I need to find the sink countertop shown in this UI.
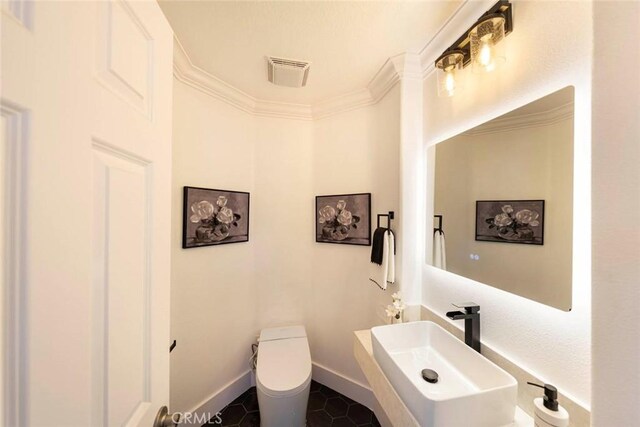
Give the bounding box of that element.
[353,329,534,427]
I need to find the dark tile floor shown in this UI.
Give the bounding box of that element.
[204,380,380,427]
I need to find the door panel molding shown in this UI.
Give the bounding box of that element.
[1,0,33,29]
[1,101,29,427]
[91,139,152,426]
[95,0,154,119]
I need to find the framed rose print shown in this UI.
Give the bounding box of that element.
[315,193,371,246]
[476,200,545,245]
[182,186,250,248]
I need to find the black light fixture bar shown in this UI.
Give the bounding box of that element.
[436,0,513,68]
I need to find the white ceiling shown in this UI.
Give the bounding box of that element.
[159,1,462,104]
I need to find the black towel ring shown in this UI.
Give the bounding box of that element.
[374,211,397,255]
[377,211,394,229]
[434,215,444,235]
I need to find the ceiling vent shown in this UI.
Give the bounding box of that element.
[267,56,310,88]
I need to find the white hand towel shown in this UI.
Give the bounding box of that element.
[386,230,395,284]
[433,231,447,270]
[369,230,395,289]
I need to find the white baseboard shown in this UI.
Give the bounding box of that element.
[181,363,377,426]
[311,362,375,410]
[183,370,253,426]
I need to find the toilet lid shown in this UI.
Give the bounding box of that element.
[259,325,306,342]
[257,337,311,397]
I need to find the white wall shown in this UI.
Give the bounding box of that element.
[171,80,258,412]
[591,2,640,424]
[252,116,314,330]
[309,85,401,387]
[422,1,592,408]
[171,78,397,412]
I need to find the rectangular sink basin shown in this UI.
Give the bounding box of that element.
[371,321,517,427]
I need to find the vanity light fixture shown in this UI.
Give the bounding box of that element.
[435,0,513,97]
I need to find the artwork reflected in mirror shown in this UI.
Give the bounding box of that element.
[476,200,545,245]
[431,86,574,311]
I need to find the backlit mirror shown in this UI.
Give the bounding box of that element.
[431,86,574,311]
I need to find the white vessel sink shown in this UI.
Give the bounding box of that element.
[371,321,517,427]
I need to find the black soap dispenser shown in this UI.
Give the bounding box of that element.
[527,382,569,427]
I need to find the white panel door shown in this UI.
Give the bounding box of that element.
[1,1,173,426]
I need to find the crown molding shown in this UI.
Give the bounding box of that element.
[390,53,423,81]
[173,37,255,115]
[171,0,490,120]
[368,58,400,102]
[253,99,313,120]
[463,102,575,136]
[313,54,426,120]
[312,89,374,120]
[173,38,313,120]
[173,36,413,121]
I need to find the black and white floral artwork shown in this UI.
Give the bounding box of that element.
[182,187,250,248]
[315,193,371,246]
[476,200,544,245]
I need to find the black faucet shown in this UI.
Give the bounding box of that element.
[446,302,481,353]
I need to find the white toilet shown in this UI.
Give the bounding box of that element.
[256,325,311,427]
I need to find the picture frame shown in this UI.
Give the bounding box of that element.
[475,199,545,245]
[182,186,250,248]
[315,193,371,246]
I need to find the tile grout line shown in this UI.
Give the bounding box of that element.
[208,380,380,427]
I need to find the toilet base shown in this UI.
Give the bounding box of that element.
[256,378,311,427]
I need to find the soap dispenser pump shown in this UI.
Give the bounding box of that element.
[527,382,569,427]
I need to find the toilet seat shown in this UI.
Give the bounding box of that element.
[256,326,312,398]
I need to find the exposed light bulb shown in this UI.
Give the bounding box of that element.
[479,41,494,72]
[435,51,463,98]
[444,71,456,96]
[479,42,491,65]
[469,15,506,74]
